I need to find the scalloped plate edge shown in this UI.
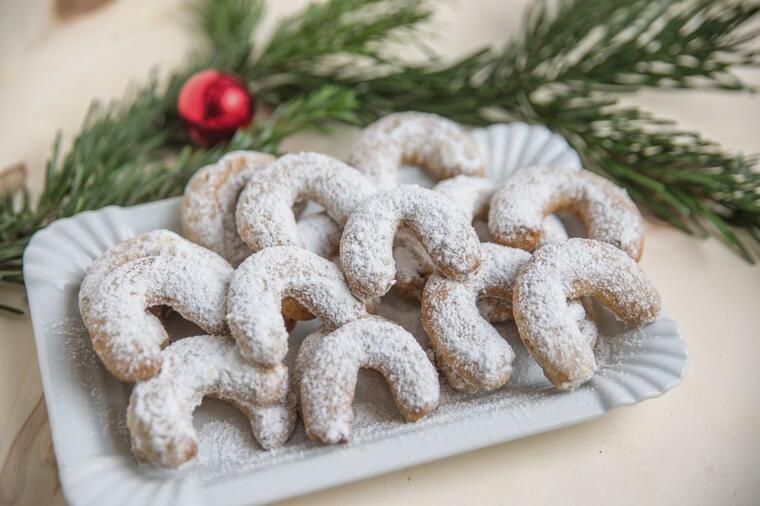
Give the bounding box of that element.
[24,197,686,506]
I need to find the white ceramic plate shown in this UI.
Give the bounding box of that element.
[24,125,686,506]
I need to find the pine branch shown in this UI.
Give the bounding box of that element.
[247,0,433,81]
[189,0,263,68]
[503,0,760,262]
[511,0,760,92]
[528,93,760,262]
[258,0,760,262]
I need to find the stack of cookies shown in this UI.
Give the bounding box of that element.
[78,111,661,468]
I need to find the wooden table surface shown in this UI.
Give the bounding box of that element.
[1,1,759,505]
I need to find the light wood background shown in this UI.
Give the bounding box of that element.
[1,1,760,505]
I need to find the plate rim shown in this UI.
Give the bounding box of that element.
[24,196,688,506]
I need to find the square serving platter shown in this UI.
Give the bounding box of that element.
[24,195,687,506]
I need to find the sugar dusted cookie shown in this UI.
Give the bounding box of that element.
[348,112,485,189]
[489,166,644,260]
[128,335,291,468]
[226,246,369,367]
[422,243,531,390]
[80,238,233,382]
[297,317,440,444]
[513,238,661,390]
[182,150,276,266]
[236,152,373,252]
[340,184,481,300]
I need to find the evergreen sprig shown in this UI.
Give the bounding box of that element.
[1,0,759,314]
[259,0,760,261]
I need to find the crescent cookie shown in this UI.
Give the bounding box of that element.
[513,238,661,390]
[182,150,340,267]
[235,152,374,252]
[227,246,369,367]
[297,317,440,444]
[348,111,485,189]
[393,175,569,298]
[127,335,291,468]
[340,184,482,300]
[78,229,224,312]
[421,243,531,390]
[182,150,276,265]
[80,247,233,382]
[489,165,645,260]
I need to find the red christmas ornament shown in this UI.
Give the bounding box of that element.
[177,69,254,146]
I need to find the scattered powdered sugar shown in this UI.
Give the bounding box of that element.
[340,184,481,299]
[513,238,662,390]
[63,283,659,481]
[226,246,368,367]
[489,165,644,259]
[235,152,374,252]
[47,316,134,461]
[196,420,259,470]
[296,211,342,259]
[181,151,276,266]
[348,112,485,189]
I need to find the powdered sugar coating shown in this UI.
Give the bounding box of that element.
[80,254,233,382]
[227,246,368,367]
[235,152,374,252]
[436,356,480,393]
[298,317,440,444]
[489,166,644,260]
[340,184,481,300]
[127,335,290,468]
[434,175,495,221]
[434,175,569,247]
[297,212,342,259]
[247,394,297,451]
[348,112,485,189]
[513,238,661,390]
[392,175,569,298]
[182,151,276,265]
[421,243,531,390]
[181,151,340,267]
[78,229,226,313]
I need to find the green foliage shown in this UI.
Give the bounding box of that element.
[248,0,433,79]
[1,0,759,314]
[260,0,760,262]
